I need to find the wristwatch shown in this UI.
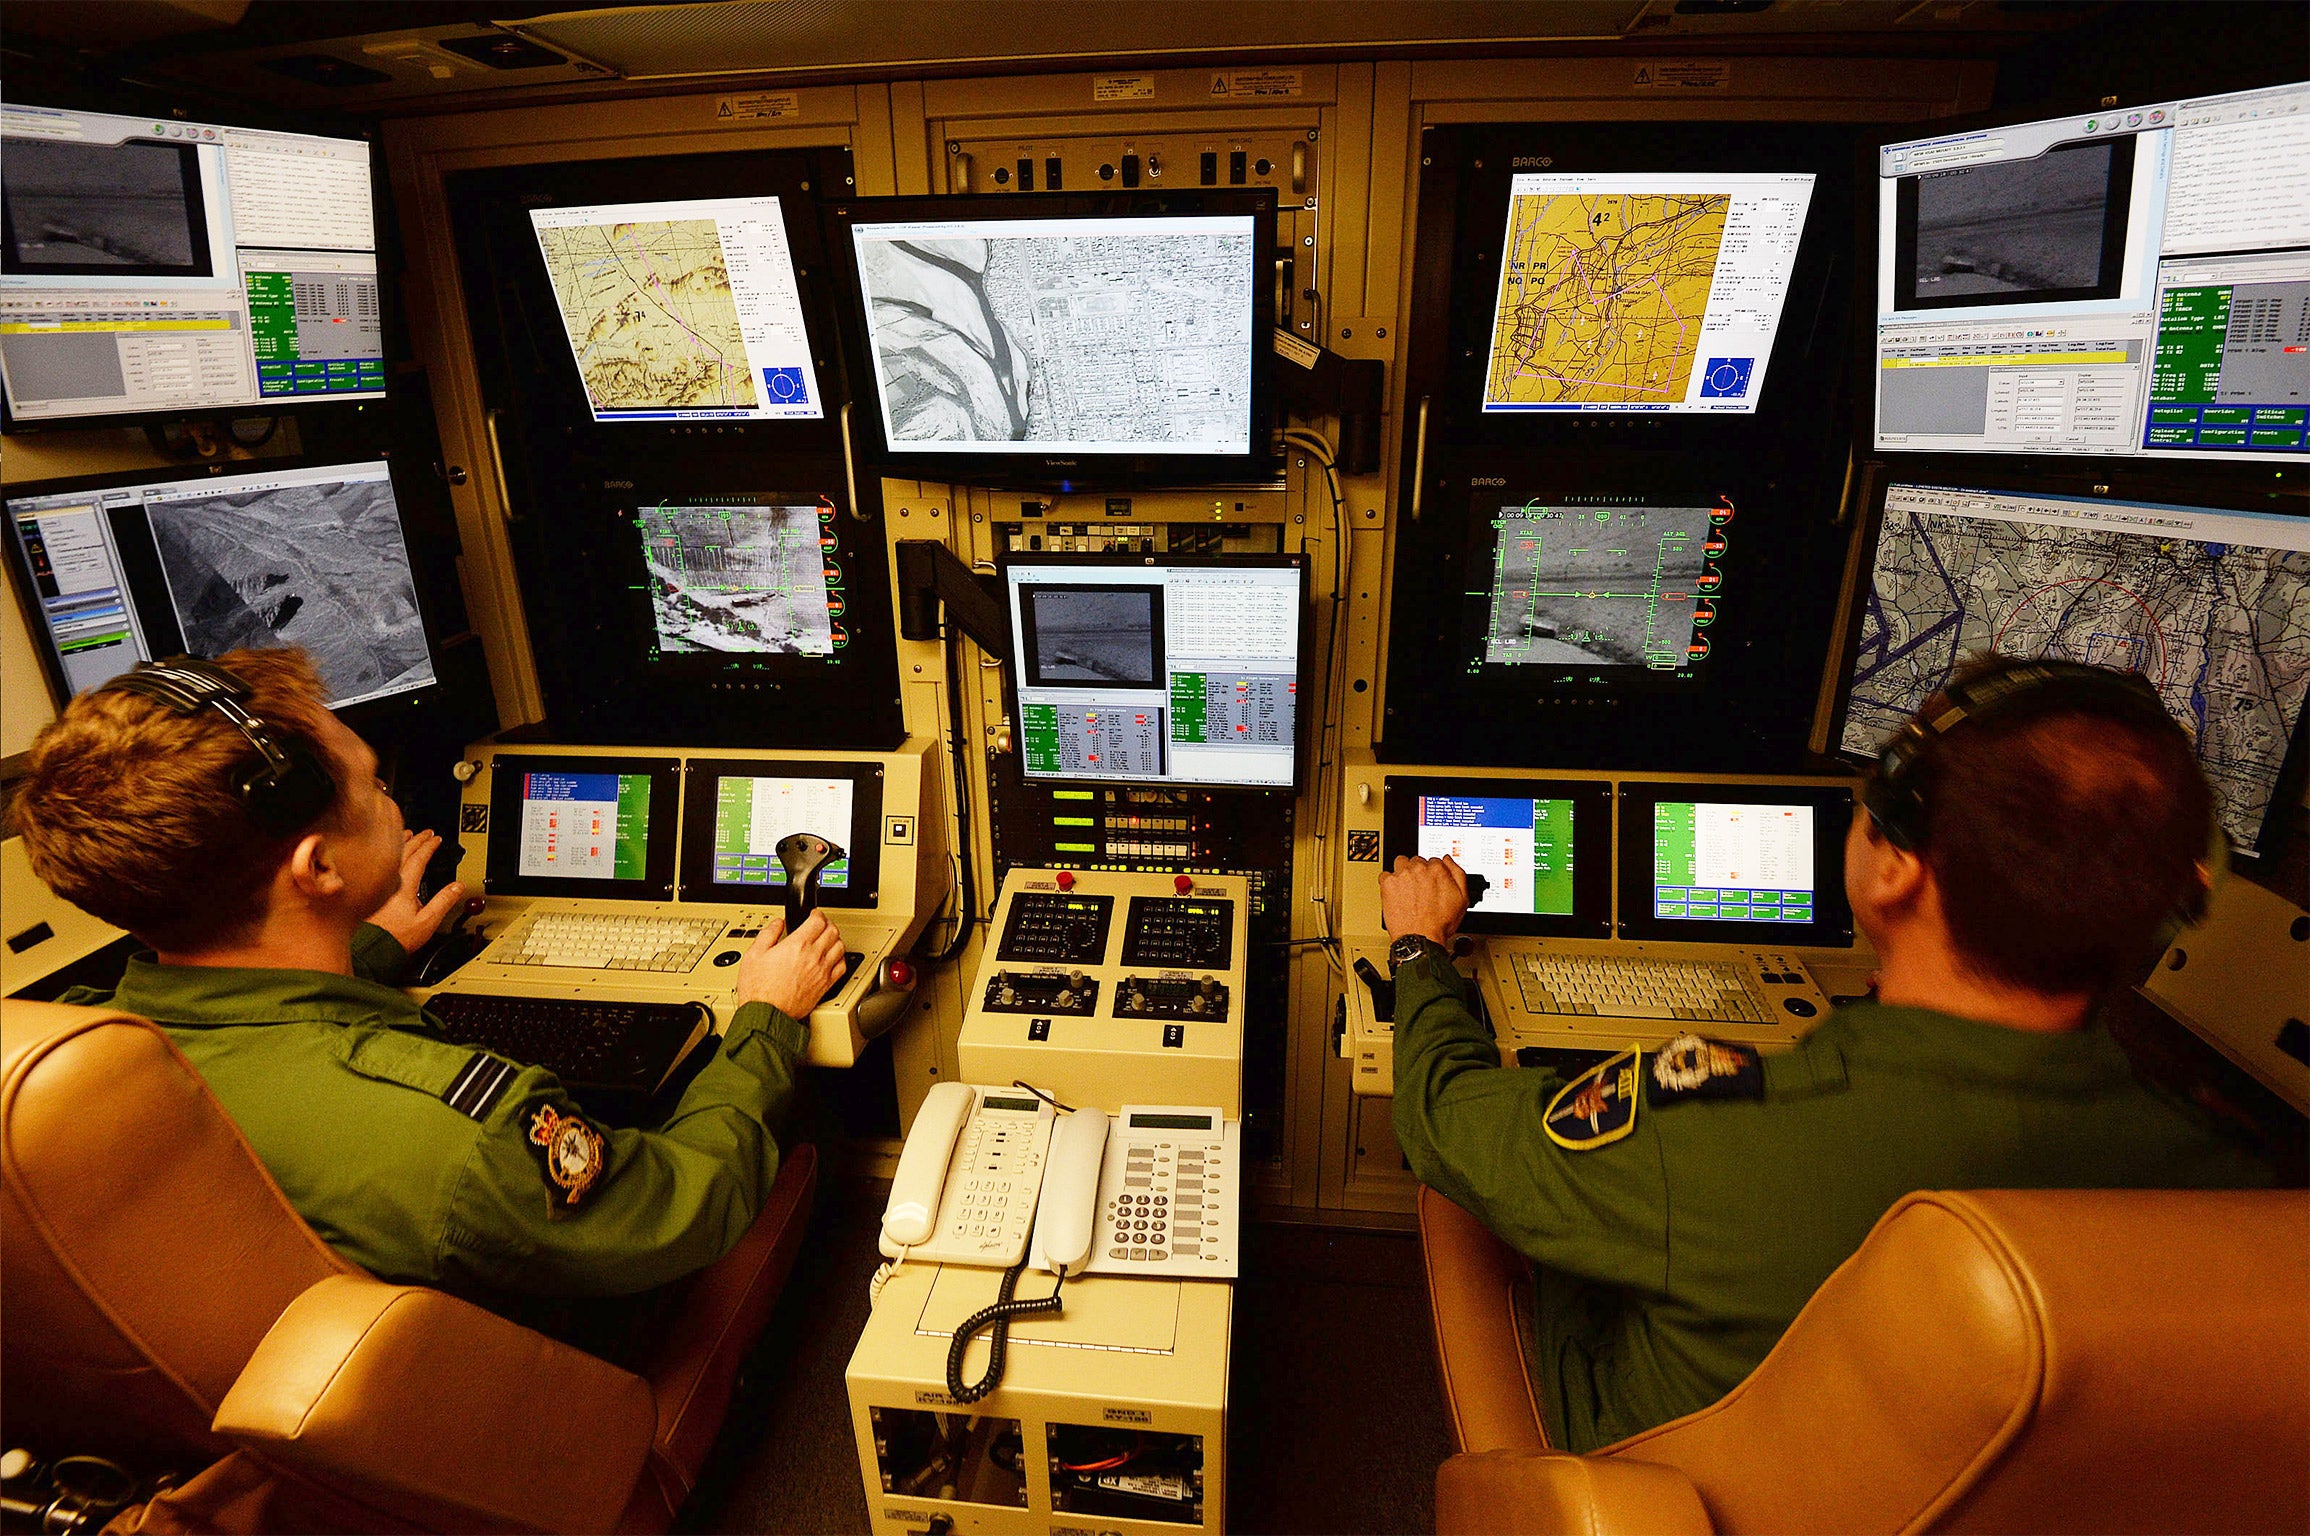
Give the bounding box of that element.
[1389,933,1449,974]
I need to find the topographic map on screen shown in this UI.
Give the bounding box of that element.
[1843,485,2310,846]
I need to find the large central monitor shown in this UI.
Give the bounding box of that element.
[1482,172,1816,416]
[528,196,824,424]
[1002,554,1306,790]
[1838,479,2310,851]
[826,192,1277,484]
[1871,81,2309,461]
[4,456,438,713]
[1,103,384,428]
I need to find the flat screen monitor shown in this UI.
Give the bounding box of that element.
[4,457,437,711]
[1,103,383,427]
[677,757,886,906]
[482,754,680,899]
[1481,172,1816,415]
[528,196,824,423]
[1615,781,1856,946]
[1380,776,1613,938]
[827,191,1276,483]
[1473,495,1733,679]
[1002,554,1306,790]
[1872,81,2310,460]
[633,496,839,657]
[1839,481,2310,850]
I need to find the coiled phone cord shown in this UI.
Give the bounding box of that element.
[945,1260,1065,1404]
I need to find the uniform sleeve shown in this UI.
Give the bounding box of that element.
[435,1000,810,1297]
[1389,953,1672,1291]
[350,923,409,985]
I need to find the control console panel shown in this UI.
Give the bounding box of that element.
[960,868,1250,1116]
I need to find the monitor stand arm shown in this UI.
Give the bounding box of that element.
[776,832,844,930]
[895,540,1014,661]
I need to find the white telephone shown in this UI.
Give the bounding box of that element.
[879,1082,1055,1267]
[879,1086,1240,1281]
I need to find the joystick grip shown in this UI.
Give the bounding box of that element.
[775,832,844,929]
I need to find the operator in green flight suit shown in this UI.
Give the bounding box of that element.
[16,648,849,1304]
[1383,657,2272,1453]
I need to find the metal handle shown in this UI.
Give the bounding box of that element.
[951,149,975,193]
[840,400,859,520]
[1291,140,1307,194]
[1274,252,1294,330]
[1409,396,1430,521]
[483,407,516,524]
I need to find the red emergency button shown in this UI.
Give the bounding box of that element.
[1056,870,1076,891]
[883,958,917,990]
[1175,873,1194,894]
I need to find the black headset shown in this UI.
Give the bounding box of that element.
[1859,659,2221,956]
[104,657,340,838]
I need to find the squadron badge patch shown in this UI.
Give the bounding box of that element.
[1543,1046,1642,1151]
[1647,1033,1764,1106]
[527,1103,607,1211]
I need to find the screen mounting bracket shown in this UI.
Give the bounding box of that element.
[897,539,1013,661]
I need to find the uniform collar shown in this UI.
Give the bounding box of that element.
[107,951,426,1032]
[1811,999,2137,1092]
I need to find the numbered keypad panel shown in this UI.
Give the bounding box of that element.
[939,1116,1040,1260]
[1103,1139,1225,1265]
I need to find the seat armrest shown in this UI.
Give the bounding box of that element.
[1437,1450,1714,1536]
[214,1273,655,1535]
[1419,1185,1549,1454]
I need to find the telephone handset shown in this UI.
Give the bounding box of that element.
[1031,1104,1239,1279]
[879,1082,1055,1267]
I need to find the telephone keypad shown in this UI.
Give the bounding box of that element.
[1102,1139,1220,1263]
[936,1111,1046,1261]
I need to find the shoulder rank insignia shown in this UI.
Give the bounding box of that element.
[443,1052,516,1122]
[527,1103,607,1211]
[1544,1046,1641,1151]
[1647,1033,1764,1106]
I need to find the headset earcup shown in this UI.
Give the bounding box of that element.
[236,746,339,838]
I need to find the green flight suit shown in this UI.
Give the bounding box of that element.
[62,924,807,1300]
[1389,952,2271,1453]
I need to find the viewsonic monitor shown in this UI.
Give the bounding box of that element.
[1,103,384,426]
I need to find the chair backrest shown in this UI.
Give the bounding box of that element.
[2,1000,352,1469]
[1602,1188,2310,1534]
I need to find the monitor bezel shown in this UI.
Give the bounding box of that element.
[0,103,390,434]
[1380,775,1615,939]
[821,190,1281,487]
[676,756,887,907]
[1,452,444,722]
[482,754,683,901]
[1615,780,1857,948]
[615,487,857,676]
[998,551,1312,793]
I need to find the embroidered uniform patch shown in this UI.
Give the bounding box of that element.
[527,1103,607,1210]
[1647,1033,1764,1106]
[1543,1046,1641,1150]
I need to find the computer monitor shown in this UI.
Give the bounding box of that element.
[1002,554,1306,790]
[1481,172,1817,416]
[1379,776,1613,938]
[633,497,839,657]
[1871,81,2309,460]
[3,457,438,712]
[1838,480,2310,851]
[483,754,681,899]
[1471,494,1733,679]
[677,758,886,907]
[528,196,824,423]
[1,104,384,427]
[1615,781,1856,946]
[825,191,1276,483]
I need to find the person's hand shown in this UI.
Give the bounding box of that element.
[367,829,467,954]
[1378,854,1468,947]
[737,909,849,1019]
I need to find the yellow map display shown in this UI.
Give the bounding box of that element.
[536,218,758,413]
[1485,194,1729,408]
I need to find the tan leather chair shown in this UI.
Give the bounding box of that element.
[2,1000,820,1534]
[1421,1182,2310,1535]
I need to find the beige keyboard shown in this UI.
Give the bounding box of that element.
[500,911,727,973]
[1509,952,1773,1023]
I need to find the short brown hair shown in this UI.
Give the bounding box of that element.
[1914,656,2213,995]
[13,649,350,951]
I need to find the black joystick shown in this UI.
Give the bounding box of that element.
[776,832,844,930]
[1465,872,1491,906]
